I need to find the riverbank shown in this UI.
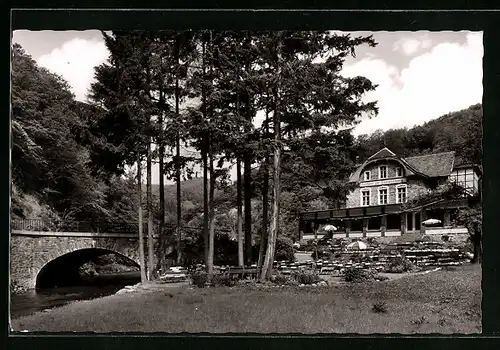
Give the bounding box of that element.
[11,264,480,333]
[10,271,142,318]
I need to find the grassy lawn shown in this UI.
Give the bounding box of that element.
[11,264,481,334]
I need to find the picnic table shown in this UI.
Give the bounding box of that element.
[224,266,259,279]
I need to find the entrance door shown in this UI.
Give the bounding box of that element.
[407,213,413,232]
[415,212,421,231]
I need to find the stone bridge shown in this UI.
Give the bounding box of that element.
[10,224,159,290]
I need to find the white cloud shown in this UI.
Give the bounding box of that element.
[393,34,433,56]
[31,31,483,184]
[346,32,483,136]
[37,38,109,102]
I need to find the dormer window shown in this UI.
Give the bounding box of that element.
[363,171,371,181]
[379,166,387,179]
[396,167,403,177]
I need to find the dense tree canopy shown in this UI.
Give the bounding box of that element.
[11,44,108,221]
[354,104,482,165]
[11,33,483,276]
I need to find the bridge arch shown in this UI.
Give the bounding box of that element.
[10,231,148,290]
[35,248,140,290]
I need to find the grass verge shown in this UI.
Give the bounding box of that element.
[11,264,481,334]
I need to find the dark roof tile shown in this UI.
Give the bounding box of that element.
[403,151,455,177]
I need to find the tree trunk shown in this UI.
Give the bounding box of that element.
[158,124,165,226]
[207,139,216,276]
[257,109,270,274]
[137,157,147,283]
[243,37,254,266]
[202,143,209,270]
[236,158,244,267]
[146,140,154,280]
[261,127,281,281]
[175,42,182,266]
[206,30,216,277]
[471,232,482,264]
[201,38,209,270]
[158,112,166,273]
[157,58,166,273]
[244,151,252,266]
[260,38,282,281]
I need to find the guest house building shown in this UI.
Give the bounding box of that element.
[298,148,481,240]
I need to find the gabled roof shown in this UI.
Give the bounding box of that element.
[404,151,455,177]
[349,148,459,183]
[368,147,396,160]
[349,148,426,183]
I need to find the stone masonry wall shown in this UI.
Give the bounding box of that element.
[347,178,429,208]
[347,160,408,208]
[346,187,361,208]
[10,233,159,290]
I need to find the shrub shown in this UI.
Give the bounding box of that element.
[182,235,239,267]
[384,255,415,273]
[183,234,295,268]
[79,262,98,277]
[293,270,323,285]
[275,236,295,262]
[190,271,208,288]
[213,235,239,266]
[311,246,334,260]
[270,273,298,286]
[317,235,332,246]
[296,240,315,251]
[211,273,237,287]
[344,267,376,283]
[372,301,388,313]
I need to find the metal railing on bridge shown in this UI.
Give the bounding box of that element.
[10,218,140,234]
[10,219,215,236]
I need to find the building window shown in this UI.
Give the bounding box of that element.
[396,167,403,177]
[378,187,388,205]
[449,168,477,195]
[379,166,387,179]
[363,171,371,181]
[361,189,370,206]
[396,185,407,203]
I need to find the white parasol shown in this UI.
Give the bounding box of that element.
[323,224,337,232]
[347,240,368,250]
[422,218,442,226]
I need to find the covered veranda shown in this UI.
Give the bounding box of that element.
[297,199,469,240]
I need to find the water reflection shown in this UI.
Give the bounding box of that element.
[10,271,141,319]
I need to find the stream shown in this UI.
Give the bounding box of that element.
[10,271,141,319]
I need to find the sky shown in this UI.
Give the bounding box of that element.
[12,30,483,184]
